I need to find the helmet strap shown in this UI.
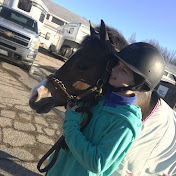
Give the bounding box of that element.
[112,79,146,93]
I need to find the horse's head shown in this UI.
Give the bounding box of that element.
[29,20,128,113]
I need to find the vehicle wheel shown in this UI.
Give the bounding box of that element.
[24,64,32,71]
[45,32,51,40]
[48,46,52,54]
[60,45,73,58]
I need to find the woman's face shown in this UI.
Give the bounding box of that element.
[109,61,135,88]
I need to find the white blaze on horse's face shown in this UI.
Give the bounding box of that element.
[30,79,52,102]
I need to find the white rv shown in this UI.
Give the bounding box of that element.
[2,0,50,40]
[49,23,90,59]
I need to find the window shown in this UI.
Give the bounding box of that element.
[68,28,74,34]
[18,0,32,12]
[39,13,45,23]
[0,6,37,33]
[168,73,175,80]
[51,17,64,26]
[57,28,64,35]
[2,0,9,5]
[46,14,50,20]
[163,71,168,76]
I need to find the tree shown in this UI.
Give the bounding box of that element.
[144,39,176,66]
[128,34,176,66]
[128,33,136,44]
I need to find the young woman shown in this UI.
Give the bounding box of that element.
[46,42,165,176]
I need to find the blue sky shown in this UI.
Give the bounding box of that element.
[52,0,176,52]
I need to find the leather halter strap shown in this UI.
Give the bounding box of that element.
[47,72,109,104]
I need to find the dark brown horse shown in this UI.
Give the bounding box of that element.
[29,20,129,114]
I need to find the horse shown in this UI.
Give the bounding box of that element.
[29,20,176,175]
[29,20,129,114]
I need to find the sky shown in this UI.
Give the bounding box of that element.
[52,0,176,52]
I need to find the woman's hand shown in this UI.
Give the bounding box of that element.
[66,104,79,111]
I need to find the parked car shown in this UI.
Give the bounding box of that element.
[0,5,40,70]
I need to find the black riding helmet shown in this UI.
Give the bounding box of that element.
[112,42,165,92]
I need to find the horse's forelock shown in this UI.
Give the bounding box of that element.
[81,35,100,47]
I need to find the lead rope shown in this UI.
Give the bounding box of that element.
[37,107,92,173]
[37,57,111,173]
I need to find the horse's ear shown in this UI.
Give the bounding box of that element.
[100,19,110,42]
[89,20,97,36]
[100,20,113,57]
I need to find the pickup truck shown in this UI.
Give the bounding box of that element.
[0,5,40,70]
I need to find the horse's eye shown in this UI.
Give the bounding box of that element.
[77,64,88,71]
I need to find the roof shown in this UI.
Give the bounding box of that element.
[42,0,96,27]
[165,62,176,76]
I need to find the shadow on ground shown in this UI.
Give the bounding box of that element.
[38,47,66,62]
[0,151,42,176]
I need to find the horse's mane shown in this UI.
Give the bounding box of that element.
[135,90,160,120]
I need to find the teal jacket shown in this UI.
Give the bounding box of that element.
[46,96,142,176]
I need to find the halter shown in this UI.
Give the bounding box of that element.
[47,67,110,105]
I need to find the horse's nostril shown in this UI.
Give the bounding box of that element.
[30,91,38,103]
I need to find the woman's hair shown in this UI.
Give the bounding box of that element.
[133,72,143,86]
[132,72,148,91]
